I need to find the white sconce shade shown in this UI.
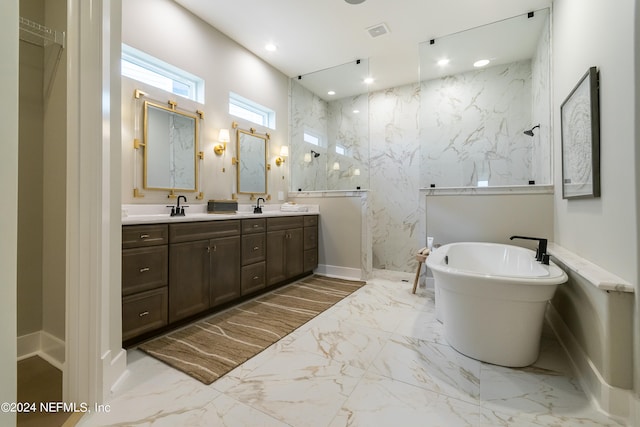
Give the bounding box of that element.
[353,168,361,176]
[304,153,312,163]
[333,162,340,171]
[275,145,289,167]
[218,128,230,143]
[214,128,230,156]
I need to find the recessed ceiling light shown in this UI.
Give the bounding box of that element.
[344,0,366,4]
[473,59,490,67]
[265,43,277,52]
[437,58,450,66]
[364,77,374,84]
[328,90,336,96]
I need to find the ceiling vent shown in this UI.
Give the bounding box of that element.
[367,23,390,38]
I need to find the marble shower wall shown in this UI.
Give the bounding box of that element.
[291,58,550,273]
[326,95,369,190]
[290,81,328,191]
[369,84,422,271]
[420,60,534,187]
[290,81,369,191]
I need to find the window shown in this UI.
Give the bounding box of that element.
[121,44,205,103]
[229,92,276,129]
[304,132,320,146]
[335,144,346,156]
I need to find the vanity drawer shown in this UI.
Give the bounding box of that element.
[241,262,266,295]
[267,216,304,231]
[169,220,241,243]
[242,233,266,266]
[242,218,266,234]
[122,224,168,248]
[304,215,318,227]
[122,246,168,296]
[122,286,168,342]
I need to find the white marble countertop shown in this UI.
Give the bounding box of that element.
[121,203,319,225]
[547,243,634,293]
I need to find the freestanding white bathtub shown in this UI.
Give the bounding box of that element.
[426,242,568,367]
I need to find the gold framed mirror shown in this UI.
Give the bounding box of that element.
[236,127,268,195]
[143,100,199,192]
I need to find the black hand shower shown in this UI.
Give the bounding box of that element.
[524,124,540,136]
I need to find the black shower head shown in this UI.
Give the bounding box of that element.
[524,124,540,136]
[311,150,320,158]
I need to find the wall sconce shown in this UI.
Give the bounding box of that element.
[275,146,289,166]
[304,153,312,163]
[332,162,340,171]
[353,168,361,176]
[214,128,230,155]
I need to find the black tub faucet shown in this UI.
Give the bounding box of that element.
[254,197,266,214]
[509,235,548,264]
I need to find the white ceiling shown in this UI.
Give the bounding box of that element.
[174,0,551,96]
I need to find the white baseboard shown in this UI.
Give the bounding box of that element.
[546,304,631,424]
[17,330,65,371]
[316,264,363,281]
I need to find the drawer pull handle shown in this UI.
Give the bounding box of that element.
[140,234,150,239]
[253,224,259,228]
[139,311,150,317]
[139,267,150,273]
[253,246,259,251]
[253,276,259,280]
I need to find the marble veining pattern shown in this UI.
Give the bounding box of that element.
[420,60,533,188]
[78,271,621,427]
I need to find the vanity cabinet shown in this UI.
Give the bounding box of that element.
[121,224,169,341]
[168,239,210,323]
[210,235,241,307]
[168,221,241,323]
[122,214,318,344]
[266,217,304,286]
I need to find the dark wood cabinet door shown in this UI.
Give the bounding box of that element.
[210,235,241,307]
[266,229,286,286]
[169,240,210,323]
[286,227,304,278]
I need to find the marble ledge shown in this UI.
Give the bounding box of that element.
[421,185,554,196]
[121,203,319,225]
[289,190,369,198]
[547,243,635,293]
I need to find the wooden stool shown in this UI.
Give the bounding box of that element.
[412,254,428,294]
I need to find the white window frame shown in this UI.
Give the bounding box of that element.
[304,132,320,146]
[121,44,205,103]
[229,92,276,130]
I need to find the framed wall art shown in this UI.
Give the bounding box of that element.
[560,66,600,199]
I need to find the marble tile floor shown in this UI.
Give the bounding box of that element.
[78,270,621,427]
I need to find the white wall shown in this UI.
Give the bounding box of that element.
[121,0,289,205]
[553,0,637,286]
[426,192,554,247]
[552,0,639,416]
[0,1,19,425]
